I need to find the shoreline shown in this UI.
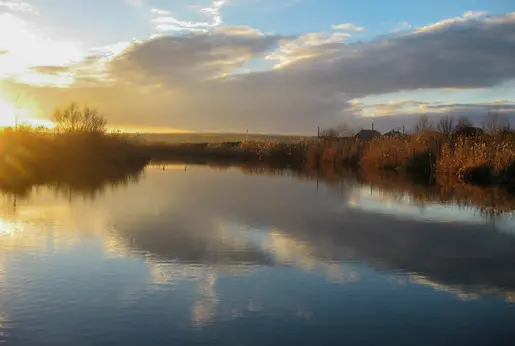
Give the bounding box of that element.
[142,132,515,186]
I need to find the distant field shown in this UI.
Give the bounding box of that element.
[131,132,311,144]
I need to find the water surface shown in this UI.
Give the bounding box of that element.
[1,164,515,345]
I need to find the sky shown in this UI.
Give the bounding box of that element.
[0,0,515,133]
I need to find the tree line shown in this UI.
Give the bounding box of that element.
[320,111,512,138]
[414,111,511,137]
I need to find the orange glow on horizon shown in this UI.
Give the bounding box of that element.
[0,95,191,133]
[107,125,193,134]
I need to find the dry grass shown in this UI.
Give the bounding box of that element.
[438,137,515,183]
[145,139,312,167]
[0,129,149,189]
[116,130,515,186]
[360,132,445,174]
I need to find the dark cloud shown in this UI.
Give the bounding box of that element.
[283,14,515,95]
[426,101,515,111]
[110,30,285,86]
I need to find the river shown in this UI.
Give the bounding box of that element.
[1,163,515,345]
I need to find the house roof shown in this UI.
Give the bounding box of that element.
[355,129,381,139]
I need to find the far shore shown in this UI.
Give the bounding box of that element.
[141,128,515,186]
[2,102,515,189]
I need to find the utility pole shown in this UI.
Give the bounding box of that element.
[14,94,21,130]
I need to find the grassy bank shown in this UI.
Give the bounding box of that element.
[3,102,514,187]
[0,129,149,190]
[144,140,310,167]
[360,132,515,184]
[144,131,515,185]
[0,103,150,189]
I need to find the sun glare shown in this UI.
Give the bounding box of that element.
[0,97,15,127]
[0,96,54,129]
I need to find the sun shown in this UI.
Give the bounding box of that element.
[0,97,16,127]
[0,96,54,129]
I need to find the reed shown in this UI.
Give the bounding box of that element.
[145,131,515,185]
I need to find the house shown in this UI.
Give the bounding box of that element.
[355,129,381,141]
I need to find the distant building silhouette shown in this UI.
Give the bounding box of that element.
[355,129,381,140]
[383,130,403,137]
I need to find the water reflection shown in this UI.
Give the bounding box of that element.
[1,163,515,345]
[0,164,143,200]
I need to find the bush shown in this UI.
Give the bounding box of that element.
[52,103,107,134]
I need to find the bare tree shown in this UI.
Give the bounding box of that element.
[437,115,454,135]
[413,114,433,133]
[320,128,339,138]
[320,123,356,138]
[52,103,107,134]
[334,123,356,137]
[482,110,510,137]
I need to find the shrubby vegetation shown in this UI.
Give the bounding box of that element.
[147,111,515,185]
[52,103,107,133]
[2,102,514,187]
[0,102,148,189]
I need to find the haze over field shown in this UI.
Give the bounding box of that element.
[1,0,515,133]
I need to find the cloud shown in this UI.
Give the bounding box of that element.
[0,0,35,13]
[4,12,515,133]
[359,100,431,116]
[30,65,72,75]
[125,0,143,8]
[200,0,229,26]
[152,16,211,33]
[266,32,349,67]
[0,13,84,82]
[285,12,515,96]
[332,22,366,32]
[415,10,488,33]
[109,29,283,86]
[463,11,488,18]
[151,1,230,33]
[150,8,170,16]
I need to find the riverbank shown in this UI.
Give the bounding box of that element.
[0,130,149,193]
[143,131,515,185]
[2,126,514,189]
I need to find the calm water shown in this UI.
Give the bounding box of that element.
[1,164,515,346]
